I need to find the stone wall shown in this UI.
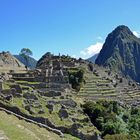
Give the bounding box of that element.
[13,77,35,82]
[0,102,99,140]
[0,81,3,91]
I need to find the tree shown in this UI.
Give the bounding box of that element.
[68,69,84,91]
[20,48,33,69]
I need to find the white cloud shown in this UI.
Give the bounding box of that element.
[133,31,140,38]
[80,42,103,59]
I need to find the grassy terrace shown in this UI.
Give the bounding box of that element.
[11,96,73,126]
[113,89,140,105]
[0,111,79,140]
[0,78,97,138]
[78,72,117,100]
[1,78,98,136]
[0,95,98,139]
[38,98,75,126]
[16,81,40,84]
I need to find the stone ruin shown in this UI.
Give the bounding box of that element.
[35,56,70,95]
[0,53,82,106]
[9,53,72,92]
[58,105,69,120]
[46,102,54,114]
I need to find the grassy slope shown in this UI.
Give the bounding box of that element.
[0,111,79,140]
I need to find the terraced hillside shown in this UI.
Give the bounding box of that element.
[0,72,100,139]
[1,54,140,139]
[78,72,117,100]
[78,64,140,106]
[118,88,140,106]
[0,54,103,140]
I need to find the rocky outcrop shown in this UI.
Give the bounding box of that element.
[0,51,25,71]
[96,25,140,82]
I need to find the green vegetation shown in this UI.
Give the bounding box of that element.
[0,111,79,140]
[0,79,97,138]
[3,82,10,89]
[19,48,33,68]
[104,134,132,140]
[68,68,85,91]
[20,48,33,58]
[16,81,40,84]
[83,100,140,139]
[2,48,140,139]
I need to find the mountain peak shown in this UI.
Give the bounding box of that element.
[114,25,131,32]
[95,25,140,82]
[108,25,134,41]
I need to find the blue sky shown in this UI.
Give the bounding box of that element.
[0,0,140,60]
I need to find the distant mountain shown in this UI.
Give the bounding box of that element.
[0,51,25,71]
[87,53,98,63]
[95,25,140,82]
[14,55,37,69]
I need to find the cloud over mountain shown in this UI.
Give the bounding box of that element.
[133,31,140,38]
[80,42,103,59]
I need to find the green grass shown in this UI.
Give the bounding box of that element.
[64,134,80,140]
[16,81,40,84]
[0,111,79,140]
[11,96,74,127]
[0,68,101,139]
[3,83,10,89]
[20,85,33,91]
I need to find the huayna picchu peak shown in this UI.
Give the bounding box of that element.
[95,25,140,82]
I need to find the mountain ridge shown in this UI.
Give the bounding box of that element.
[0,51,26,71]
[14,55,37,69]
[95,25,140,82]
[87,53,98,63]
